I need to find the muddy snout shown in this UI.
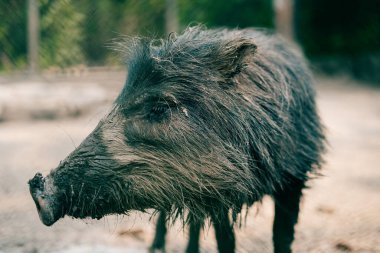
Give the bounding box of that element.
[28,173,63,226]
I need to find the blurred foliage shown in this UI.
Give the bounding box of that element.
[0,0,379,78]
[0,0,27,70]
[80,0,166,65]
[179,0,274,29]
[81,0,273,65]
[0,0,274,70]
[295,0,380,82]
[39,0,84,68]
[296,0,380,56]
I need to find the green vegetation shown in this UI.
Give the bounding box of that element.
[39,0,84,68]
[296,0,380,56]
[179,0,274,29]
[0,0,275,70]
[0,0,27,70]
[0,0,379,74]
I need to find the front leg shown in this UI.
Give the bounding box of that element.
[150,211,167,253]
[185,219,202,253]
[211,208,235,253]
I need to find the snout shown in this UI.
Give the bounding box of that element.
[28,173,63,226]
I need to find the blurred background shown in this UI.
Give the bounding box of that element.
[0,1,379,253]
[1,0,379,81]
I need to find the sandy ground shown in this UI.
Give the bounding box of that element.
[0,73,379,253]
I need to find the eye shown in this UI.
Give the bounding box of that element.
[149,102,170,122]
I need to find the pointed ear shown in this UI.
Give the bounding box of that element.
[214,38,257,79]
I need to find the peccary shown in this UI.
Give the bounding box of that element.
[29,26,325,253]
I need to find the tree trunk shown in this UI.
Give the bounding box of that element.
[165,0,179,35]
[274,0,294,40]
[27,0,39,74]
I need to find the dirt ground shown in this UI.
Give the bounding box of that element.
[0,72,379,253]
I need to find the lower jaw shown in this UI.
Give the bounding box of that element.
[66,209,102,220]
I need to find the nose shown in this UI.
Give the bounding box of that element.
[28,173,62,226]
[29,172,44,192]
[29,173,47,215]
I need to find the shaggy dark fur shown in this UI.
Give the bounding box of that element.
[29,26,325,253]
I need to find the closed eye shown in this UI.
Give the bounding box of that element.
[149,99,176,122]
[150,102,169,116]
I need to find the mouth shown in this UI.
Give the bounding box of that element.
[28,173,64,226]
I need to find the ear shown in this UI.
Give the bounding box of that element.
[215,38,257,79]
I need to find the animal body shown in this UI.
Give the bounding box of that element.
[29,26,325,253]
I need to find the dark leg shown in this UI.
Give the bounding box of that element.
[185,220,202,253]
[150,211,167,252]
[272,179,305,253]
[211,208,235,253]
